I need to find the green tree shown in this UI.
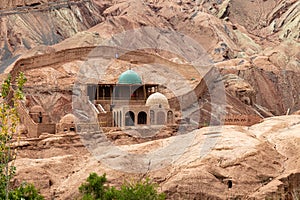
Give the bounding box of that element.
[79,173,109,200]
[0,72,43,200]
[79,173,166,200]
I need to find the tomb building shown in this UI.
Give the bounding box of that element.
[87,69,175,127]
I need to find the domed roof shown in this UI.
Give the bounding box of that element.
[118,69,142,84]
[146,92,169,109]
[60,114,77,124]
[29,105,45,113]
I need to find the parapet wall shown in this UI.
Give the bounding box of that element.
[10,45,199,84]
[37,124,56,135]
[11,46,95,81]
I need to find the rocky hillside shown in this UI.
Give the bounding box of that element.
[1,0,296,125]
[13,115,300,199]
[1,0,299,199]
[0,0,108,70]
[1,0,298,68]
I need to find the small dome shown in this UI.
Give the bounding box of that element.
[29,105,44,113]
[146,92,169,109]
[60,114,77,124]
[118,70,142,84]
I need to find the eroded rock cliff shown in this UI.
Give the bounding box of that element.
[13,115,300,199]
[1,0,299,199]
[0,0,106,69]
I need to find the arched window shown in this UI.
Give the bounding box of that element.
[150,110,155,125]
[157,111,165,125]
[38,112,43,123]
[125,111,135,126]
[138,111,147,124]
[167,110,173,124]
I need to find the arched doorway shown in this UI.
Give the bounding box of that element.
[157,111,165,125]
[125,111,135,126]
[150,110,155,125]
[138,111,147,124]
[38,112,43,123]
[167,110,173,124]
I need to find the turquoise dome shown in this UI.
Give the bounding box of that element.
[118,70,142,84]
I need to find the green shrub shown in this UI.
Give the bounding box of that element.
[8,182,44,200]
[79,173,109,200]
[79,173,165,200]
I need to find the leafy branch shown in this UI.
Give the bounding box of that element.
[0,72,43,199]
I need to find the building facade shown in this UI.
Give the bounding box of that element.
[17,69,175,137]
[87,69,175,128]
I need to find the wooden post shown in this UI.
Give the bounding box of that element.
[102,86,105,100]
[109,85,113,103]
[143,85,146,100]
[129,85,132,101]
[96,85,99,100]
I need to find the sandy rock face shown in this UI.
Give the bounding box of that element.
[222,74,255,105]
[1,0,298,69]
[12,115,300,199]
[0,0,105,69]
[1,0,299,199]
[220,64,300,116]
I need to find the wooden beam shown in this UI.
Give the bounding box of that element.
[143,84,146,100]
